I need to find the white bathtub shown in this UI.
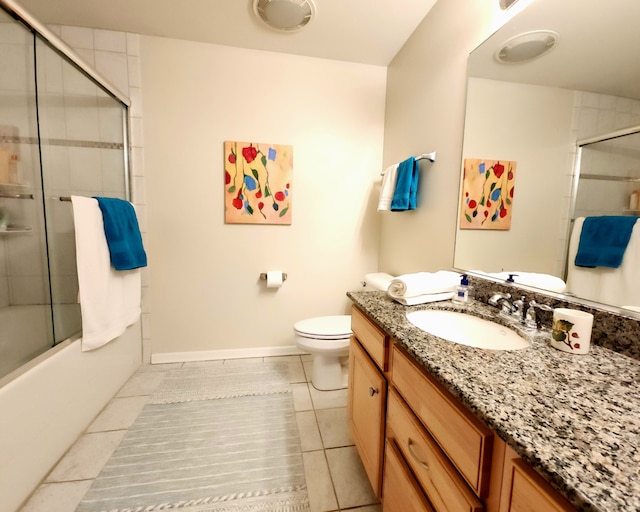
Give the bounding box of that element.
[0,304,81,378]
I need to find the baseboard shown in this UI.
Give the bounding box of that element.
[151,345,308,364]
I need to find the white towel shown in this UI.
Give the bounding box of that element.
[72,195,142,351]
[392,291,455,306]
[377,163,399,211]
[388,271,460,299]
[566,217,640,307]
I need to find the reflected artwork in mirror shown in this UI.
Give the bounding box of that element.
[455,0,640,314]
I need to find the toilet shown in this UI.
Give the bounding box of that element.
[294,273,395,391]
[294,315,352,390]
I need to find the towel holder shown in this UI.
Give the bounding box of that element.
[381,151,436,175]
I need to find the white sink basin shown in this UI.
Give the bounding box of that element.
[406,309,531,351]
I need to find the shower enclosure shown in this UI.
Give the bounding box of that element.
[0,2,130,379]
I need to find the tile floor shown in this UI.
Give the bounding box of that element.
[19,355,381,512]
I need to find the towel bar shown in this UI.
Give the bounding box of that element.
[381,151,436,175]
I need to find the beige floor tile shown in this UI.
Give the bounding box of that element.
[301,354,313,362]
[308,385,348,410]
[316,407,352,448]
[265,355,302,364]
[20,481,93,512]
[325,446,378,509]
[296,411,324,452]
[181,360,224,368]
[138,362,183,371]
[87,395,149,432]
[303,361,313,382]
[45,430,126,482]
[348,505,382,512]
[116,370,167,397]
[302,450,338,512]
[292,382,313,411]
[223,357,264,365]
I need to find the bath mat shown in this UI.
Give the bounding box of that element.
[150,363,293,404]
[76,363,310,512]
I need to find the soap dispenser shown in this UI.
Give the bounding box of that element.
[453,274,473,304]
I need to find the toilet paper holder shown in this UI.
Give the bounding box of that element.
[260,272,288,282]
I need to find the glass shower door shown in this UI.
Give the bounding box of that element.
[35,35,129,344]
[0,10,53,377]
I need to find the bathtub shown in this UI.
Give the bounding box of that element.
[0,303,81,378]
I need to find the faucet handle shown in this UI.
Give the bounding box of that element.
[525,300,553,330]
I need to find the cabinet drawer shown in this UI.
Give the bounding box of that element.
[383,440,435,512]
[351,305,389,371]
[505,458,575,512]
[387,390,483,512]
[391,346,493,497]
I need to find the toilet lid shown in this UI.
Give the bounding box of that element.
[294,315,352,339]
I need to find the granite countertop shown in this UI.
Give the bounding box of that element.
[347,291,640,512]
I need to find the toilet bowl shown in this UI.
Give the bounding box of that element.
[294,273,395,391]
[294,315,352,391]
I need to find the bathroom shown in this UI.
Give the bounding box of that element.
[1,0,639,511]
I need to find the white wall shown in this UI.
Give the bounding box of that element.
[379,0,528,275]
[140,37,386,360]
[454,78,575,276]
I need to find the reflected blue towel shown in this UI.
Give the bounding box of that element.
[94,197,147,271]
[575,216,638,268]
[391,157,419,211]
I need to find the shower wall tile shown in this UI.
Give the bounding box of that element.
[128,86,143,118]
[127,56,141,88]
[95,50,129,94]
[9,276,48,304]
[94,29,127,53]
[64,102,101,141]
[59,26,94,50]
[68,147,103,191]
[126,33,140,57]
[130,116,144,147]
[130,146,144,177]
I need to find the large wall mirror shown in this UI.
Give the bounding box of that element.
[454,0,640,313]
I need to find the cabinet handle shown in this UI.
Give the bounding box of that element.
[369,387,378,396]
[407,438,430,471]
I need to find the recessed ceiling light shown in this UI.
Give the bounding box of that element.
[253,0,316,32]
[495,30,559,64]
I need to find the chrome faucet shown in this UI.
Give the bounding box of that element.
[524,300,553,330]
[488,292,513,318]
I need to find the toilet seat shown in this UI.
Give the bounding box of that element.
[293,315,351,340]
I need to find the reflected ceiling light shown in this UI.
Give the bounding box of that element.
[495,30,559,64]
[253,0,316,32]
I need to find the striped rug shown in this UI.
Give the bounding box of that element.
[76,363,310,512]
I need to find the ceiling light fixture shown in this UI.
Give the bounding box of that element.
[253,0,316,32]
[494,30,559,64]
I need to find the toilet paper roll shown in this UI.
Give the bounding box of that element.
[266,271,284,288]
[550,308,593,354]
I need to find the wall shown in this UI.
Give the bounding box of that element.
[379,0,528,275]
[140,37,386,360]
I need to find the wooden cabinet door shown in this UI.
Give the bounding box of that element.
[382,440,435,512]
[349,337,387,496]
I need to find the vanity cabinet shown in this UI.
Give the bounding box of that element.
[348,305,578,512]
[348,305,390,497]
[499,448,575,512]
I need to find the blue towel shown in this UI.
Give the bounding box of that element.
[391,157,419,211]
[575,216,638,268]
[94,197,147,271]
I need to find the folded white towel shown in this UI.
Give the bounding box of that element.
[392,291,455,306]
[388,271,460,299]
[377,163,399,211]
[72,195,142,351]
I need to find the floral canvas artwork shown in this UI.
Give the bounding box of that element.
[459,158,516,230]
[224,141,293,225]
